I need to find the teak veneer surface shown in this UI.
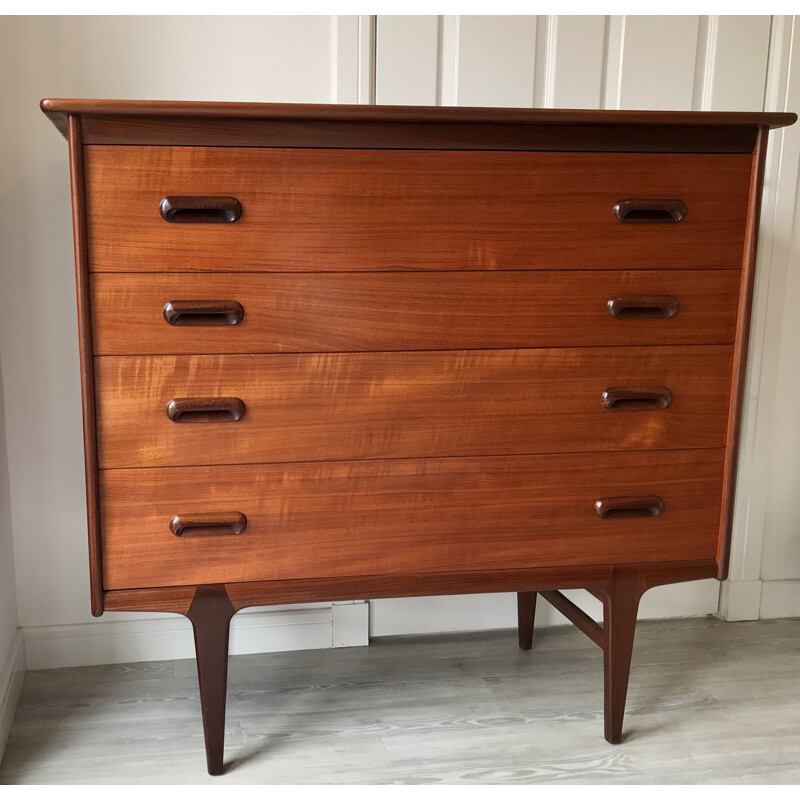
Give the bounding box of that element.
[90,270,741,354]
[94,346,734,468]
[99,449,726,590]
[84,147,752,271]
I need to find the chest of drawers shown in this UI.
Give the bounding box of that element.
[42,99,795,776]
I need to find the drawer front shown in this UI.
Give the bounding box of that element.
[99,449,726,589]
[85,147,751,272]
[90,270,741,355]
[94,346,733,468]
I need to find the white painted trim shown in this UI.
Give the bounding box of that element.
[602,15,625,109]
[718,580,762,621]
[722,16,797,621]
[358,15,377,105]
[534,15,558,108]
[760,580,800,619]
[0,629,25,763]
[332,601,369,648]
[439,15,459,106]
[692,15,718,111]
[22,607,333,670]
[335,15,375,105]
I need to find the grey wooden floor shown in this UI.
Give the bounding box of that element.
[2,616,799,784]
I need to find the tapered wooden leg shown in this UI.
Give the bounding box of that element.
[517,591,537,650]
[599,567,646,744]
[185,584,236,775]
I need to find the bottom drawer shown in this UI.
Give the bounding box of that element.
[100,449,725,589]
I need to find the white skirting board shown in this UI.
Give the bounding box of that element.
[22,603,368,671]
[0,629,26,763]
[369,580,722,637]
[760,580,800,619]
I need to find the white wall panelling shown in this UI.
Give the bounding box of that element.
[722,15,800,620]
[375,15,440,105]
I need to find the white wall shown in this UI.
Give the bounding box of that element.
[0,21,24,757]
[1,15,798,667]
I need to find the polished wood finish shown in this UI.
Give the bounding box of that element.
[94,346,733,468]
[45,98,795,773]
[40,97,796,127]
[184,585,236,776]
[102,559,720,613]
[91,270,740,355]
[597,566,648,743]
[162,299,244,328]
[67,116,104,617]
[718,128,770,580]
[538,590,604,648]
[99,449,725,590]
[84,147,752,272]
[80,115,765,153]
[169,511,248,538]
[165,396,246,424]
[594,496,665,519]
[517,592,536,651]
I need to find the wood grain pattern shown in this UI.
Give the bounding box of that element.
[94,346,734,469]
[84,147,752,272]
[67,116,104,616]
[90,270,741,355]
[98,449,726,590]
[101,559,719,612]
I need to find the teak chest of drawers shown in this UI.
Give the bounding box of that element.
[43,99,795,775]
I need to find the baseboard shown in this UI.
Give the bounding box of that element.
[0,629,26,764]
[717,579,763,621]
[369,580,720,636]
[759,579,800,619]
[22,605,335,670]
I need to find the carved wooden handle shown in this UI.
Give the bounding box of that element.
[159,196,242,223]
[607,295,680,319]
[163,300,244,327]
[170,512,248,537]
[601,387,673,410]
[594,496,664,519]
[166,397,246,423]
[613,199,687,223]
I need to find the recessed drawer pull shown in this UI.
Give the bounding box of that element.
[607,295,680,320]
[594,496,664,519]
[163,300,244,327]
[170,512,247,537]
[159,196,242,224]
[601,387,673,410]
[613,199,687,224]
[166,397,246,423]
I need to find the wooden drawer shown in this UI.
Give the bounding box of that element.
[99,449,726,589]
[84,147,751,272]
[90,270,741,355]
[94,346,733,468]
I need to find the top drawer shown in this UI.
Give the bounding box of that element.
[84,147,752,272]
